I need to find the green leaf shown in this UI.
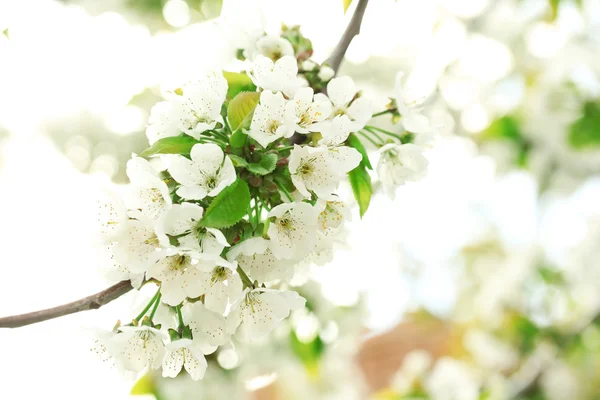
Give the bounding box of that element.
[343,0,353,13]
[139,135,199,157]
[228,154,248,167]
[290,330,325,373]
[247,153,278,175]
[130,373,155,395]
[568,102,600,150]
[229,130,248,148]
[223,71,257,99]
[549,0,560,20]
[346,133,372,170]
[200,179,251,228]
[348,164,372,218]
[228,91,260,132]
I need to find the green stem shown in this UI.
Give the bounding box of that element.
[275,179,294,202]
[134,288,161,323]
[223,117,231,134]
[176,305,184,329]
[275,145,295,152]
[149,292,161,321]
[358,131,382,148]
[365,125,404,141]
[237,265,255,289]
[372,109,396,118]
[199,137,227,146]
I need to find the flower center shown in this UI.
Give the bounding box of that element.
[169,254,189,271]
[266,119,281,135]
[211,266,230,284]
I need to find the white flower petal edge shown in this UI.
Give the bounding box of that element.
[109,326,167,374]
[249,90,297,148]
[125,157,172,220]
[267,202,319,260]
[167,143,236,200]
[249,54,299,94]
[377,143,429,199]
[227,237,295,283]
[226,289,306,341]
[162,339,208,381]
[292,87,332,134]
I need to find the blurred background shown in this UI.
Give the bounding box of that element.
[1,0,600,399]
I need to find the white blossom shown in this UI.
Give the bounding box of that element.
[147,251,207,306]
[267,202,319,260]
[196,259,243,314]
[316,197,351,234]
[395,71,434,135]
[249,90,297,147]
[251,35,294,61]
[318,65,335,82]
[326,76,373,131]
[377,143,428,199]
[96,188,128,241]
[167,143,236,201]
[187,302,229,350]
[125,157,172,220]
[145,101,182,145]
[226,289,306,341]
[162,339,208,381]
[171,73,227,139]
[291,87,332,134]
[288,145,340,198]
[249,54,299,94]
[157,202,229,257]
[112,218,161,275]
[110,326,167,374]
[226,237,295,283]
[101,242,146,289]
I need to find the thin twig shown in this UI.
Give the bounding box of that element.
[325,0,370,75]
[0,280,133,329]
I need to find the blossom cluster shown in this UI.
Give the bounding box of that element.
[93,27,432,381]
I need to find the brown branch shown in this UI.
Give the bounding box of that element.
[325,0,370,75]
[0,280,133,328]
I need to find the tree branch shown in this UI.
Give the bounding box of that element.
[0,2,372,330]
[325,0,370,75]
[0,280,133,328]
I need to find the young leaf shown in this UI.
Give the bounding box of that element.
[228,154,248,167]
[348,164,372,218]
[223,71,257,99]
[229,130,248,148]
[346,133,372,170]
[130,373,155,395]
[343,0,353,13]
[200,179,251,228]
[139,135,199,157]
[247,153,278,176]
[228,91,260,132]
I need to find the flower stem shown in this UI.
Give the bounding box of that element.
[134,288,161,323]
[149,292,161,321]
[371,109,395,118]
[236,265,255,289]
[274,179,294,202]
[275,145,295,152]
[365,125,404,141]
[358,131,382,148]
[176,305,184,329]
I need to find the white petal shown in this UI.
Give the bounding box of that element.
[183,347,208,380]
[162,348,184,378]
[327,76,356,107]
